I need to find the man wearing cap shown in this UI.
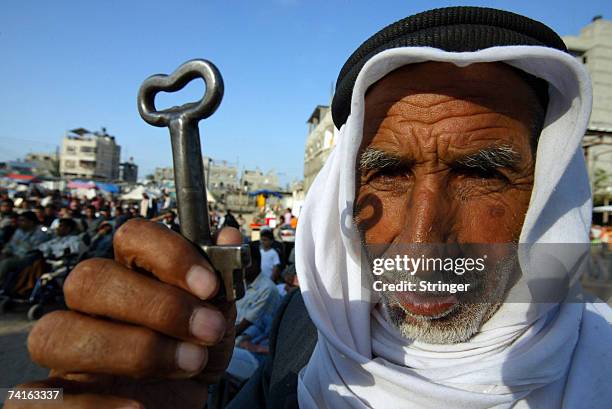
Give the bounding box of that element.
[10,7,611,409]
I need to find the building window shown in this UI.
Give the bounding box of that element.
[79,160,96,169]
[64,160,76,169]
[66,145,76,154]
[80,146,96,153]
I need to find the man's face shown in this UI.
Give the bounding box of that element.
[59,208,71,218]
[85,208,96,218]
[1,202,12,214]
[354,62,537,343]
[57,221,73,237]
[17,216,35,231]
[98,224,112,236]
[260,236,273,250]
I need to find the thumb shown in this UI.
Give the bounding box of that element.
[214,227,242,245]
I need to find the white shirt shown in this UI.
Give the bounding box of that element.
[260,247,280,279]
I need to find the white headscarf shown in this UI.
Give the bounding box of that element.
[295,46,612,409]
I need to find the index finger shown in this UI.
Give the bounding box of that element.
[114,219,218,300]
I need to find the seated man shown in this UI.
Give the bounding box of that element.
[83,204,102,239]
[83,221,114,259]
[50,207,86,233]
[112,205,130,230]
[1,217,84,294]
[0,211,49,286]
[228,243,281,380]
[276,265,298,297]
[235,242,281,342]
[33,204,55,228]
[43,204,58,228]
[12,7,611,409]
[38,218,85,261]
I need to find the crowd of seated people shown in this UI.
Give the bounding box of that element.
[0,189,152,299]
[2,187,300,383]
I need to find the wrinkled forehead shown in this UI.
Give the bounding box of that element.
[364,62,539,120]
[359,61,541,151]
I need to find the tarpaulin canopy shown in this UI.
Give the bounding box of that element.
[120,185,168,201]
[67,180,96,189]
[96,182,120,193]
[6,173,41,183]
[120,185,152,201]
[248,189,283,198]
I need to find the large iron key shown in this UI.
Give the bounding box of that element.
[137,59,248,301]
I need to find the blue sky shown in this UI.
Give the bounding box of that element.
[1,0,610,184]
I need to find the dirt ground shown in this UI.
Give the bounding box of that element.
[0,312,48,391]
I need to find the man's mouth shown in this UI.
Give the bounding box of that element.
[393,291,458,318]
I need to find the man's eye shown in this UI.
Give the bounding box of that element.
[462,167,505,180]
[366,168,411,191]
[453,166,510,192]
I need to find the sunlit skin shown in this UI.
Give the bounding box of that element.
[354,62,539,342]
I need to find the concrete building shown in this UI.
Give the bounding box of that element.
[304,105,338,192]
[119,158,138,183]
[563,16,612,199]
[564,16,612,132]
[154,167,174,183]
[241,168,280,191]
[60,128,121,181]
[204,156,239,191]
[24,152,59,177]
[0,160,35,176]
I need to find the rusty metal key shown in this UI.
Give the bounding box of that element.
[137,59,249,301]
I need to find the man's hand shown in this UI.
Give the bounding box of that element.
[238,339,269,355]
[6,219,241,409]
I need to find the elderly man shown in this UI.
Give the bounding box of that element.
[10,6,611,409]
[0,211,49,287]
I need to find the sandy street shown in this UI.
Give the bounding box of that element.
[0,312,48,390]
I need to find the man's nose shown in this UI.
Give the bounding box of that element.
[398,174,452,244]
[395,174,455,280]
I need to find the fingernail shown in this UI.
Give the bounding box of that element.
[191,308,226,344]
[176,342,207,373]
[186,265,216,299]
